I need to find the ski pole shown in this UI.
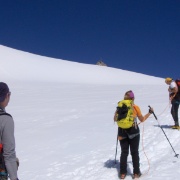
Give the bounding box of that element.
[114,130,118,164]
[148,105,179,158]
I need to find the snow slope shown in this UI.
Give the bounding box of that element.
[0,45,163,85]
[0,45,179,180]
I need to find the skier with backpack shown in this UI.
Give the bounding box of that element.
[0,82,19,180]
[114,90,153,179]
[165,77,180,129]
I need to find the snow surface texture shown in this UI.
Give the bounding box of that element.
[0,45,179,180]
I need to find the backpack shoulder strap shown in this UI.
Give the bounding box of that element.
[0,113,12,118]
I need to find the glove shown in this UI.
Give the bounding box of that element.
[149,109,153,114]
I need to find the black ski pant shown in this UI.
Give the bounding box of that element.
[119,134,140,174]
[171,101,179,126]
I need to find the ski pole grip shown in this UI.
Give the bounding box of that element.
[148,105,152,111]
[148,105,157,120]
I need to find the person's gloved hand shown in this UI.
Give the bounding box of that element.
[149,108,154,114]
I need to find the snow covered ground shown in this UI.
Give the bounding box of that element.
[0,45,180,180]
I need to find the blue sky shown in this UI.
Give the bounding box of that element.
[0,0,179,78]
